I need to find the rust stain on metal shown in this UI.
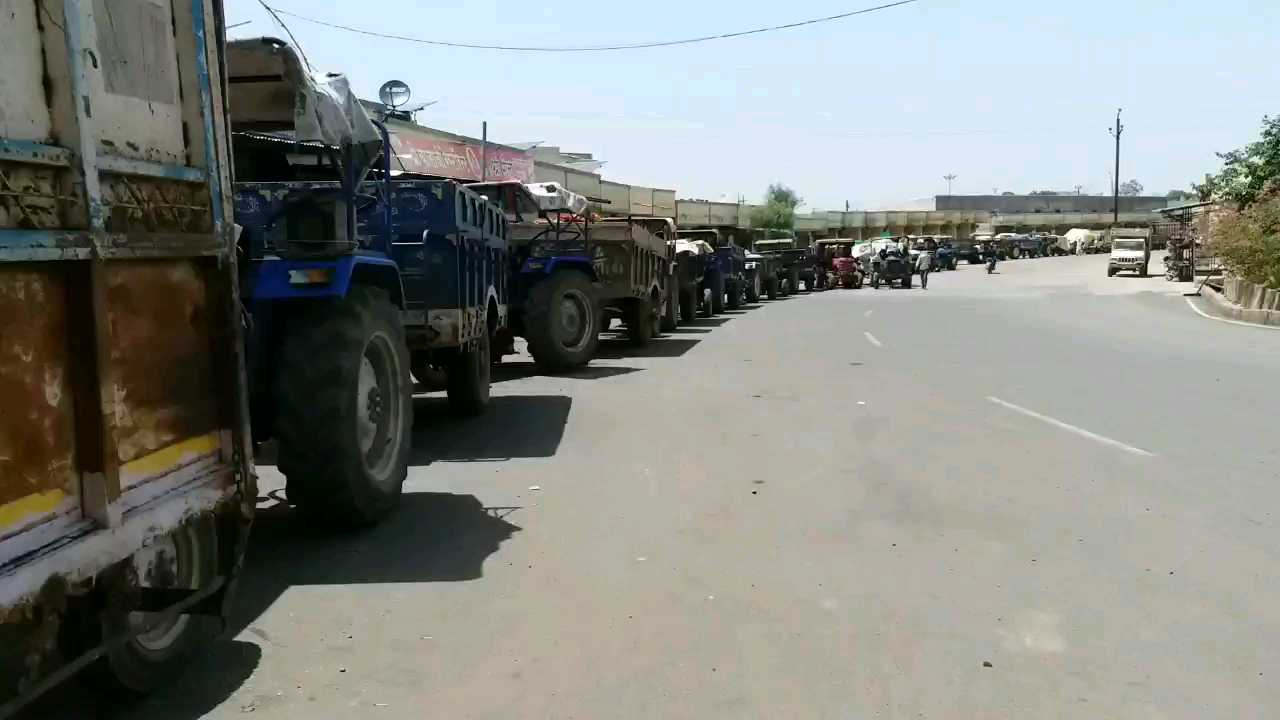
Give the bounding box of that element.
[104,261,218,465]
[0,268,77,510]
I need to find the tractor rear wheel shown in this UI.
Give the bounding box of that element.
[275,286,412,527]
[710,275,726,314]
[766,277,779,299]
[746,274,761,303]
[447,329,490,416]
[526,270,599,371]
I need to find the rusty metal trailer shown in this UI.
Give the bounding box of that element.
[0,0,252,712]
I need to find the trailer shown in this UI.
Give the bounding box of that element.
[1,0,254,711]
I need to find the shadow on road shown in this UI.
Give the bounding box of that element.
[680,317,730,327]
[594,337,701,359]
[410,394,571,463]
[489,361,642,384]
[26,493,519,720]
[666,327,711,334]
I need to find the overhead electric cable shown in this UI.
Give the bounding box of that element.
[264,0,919,53]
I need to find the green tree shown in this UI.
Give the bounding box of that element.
[1119,179,1144,196]
[749,183,801,230]
[1196,115,1280,208]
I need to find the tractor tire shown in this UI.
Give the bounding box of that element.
[710,275,726,314]
[526,270,599,371]
[446,329,490,416]
[679,286,697,323]
[661,287,678,331]
[727,280,742,309]
[275,286,412,527]
[746,275,761,303]
[766,277,779,300]
[790,268,802,293]
[92,516,218,696]
[626,295,656,346]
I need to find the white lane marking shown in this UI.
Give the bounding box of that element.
[1184,297,1280,331]
[864,309,873,317]
[986,396,1155,458]
[864,331,883,347]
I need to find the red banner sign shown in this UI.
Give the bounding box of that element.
[388,130,534,183]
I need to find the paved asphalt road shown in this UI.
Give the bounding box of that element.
[33,254,1280,719]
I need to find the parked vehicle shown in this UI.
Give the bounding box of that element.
[811,240,864,289]
[968,235,993,263]
[754,238,813,294]
[869,249,914,289]
[1106,228,1152,277]
[231,41,511,527]
[1045,234,1071,256]
[744,252,778,300]
[1,4,254,710]
[475,182,674,369]
[934,237,959,270]
[680,229,746,314]
[672,236,715,321]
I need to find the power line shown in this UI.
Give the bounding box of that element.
[265,0,920,53]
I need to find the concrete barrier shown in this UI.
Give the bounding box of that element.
[1221,275,1279,310]
[1202,282,1280,327]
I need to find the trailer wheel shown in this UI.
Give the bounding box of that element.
[766,277,779,300]
[746,274,761,303]
[95,516,218,696]
[661,286,678,331]
[679,286,697,322]
[626,296,655,346]
[447,329,491,416]
[526,270,599,371]
[275,286,412,527]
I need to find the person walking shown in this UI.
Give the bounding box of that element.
[916,248,933,289]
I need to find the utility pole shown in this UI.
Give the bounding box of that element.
[480,121,489,181]
[943,173,957,196]
[1074,184,1083,196]
[1108,108,1123,225]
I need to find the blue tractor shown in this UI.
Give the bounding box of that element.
[227,39,507,525]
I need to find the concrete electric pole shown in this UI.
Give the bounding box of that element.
[943,173,957,196]
[1108,108,1123,225]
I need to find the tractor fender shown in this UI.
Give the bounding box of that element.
[245,255,405,307]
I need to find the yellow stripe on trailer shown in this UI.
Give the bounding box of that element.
[120,433,221,488]
[0,489,67,530]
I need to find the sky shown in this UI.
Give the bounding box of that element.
[225,0,1278,211]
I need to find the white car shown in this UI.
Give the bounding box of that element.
[1107,238,1150,277]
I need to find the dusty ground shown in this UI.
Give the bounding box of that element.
[33,253,1280,719]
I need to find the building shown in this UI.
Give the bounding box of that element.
[936,194,1178,233]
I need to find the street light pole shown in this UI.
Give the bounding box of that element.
[1108,109,1123,225]
[943,173,957,196]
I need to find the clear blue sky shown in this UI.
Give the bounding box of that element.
[226,0,1277,210]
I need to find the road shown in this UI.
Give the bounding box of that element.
[36,254,1280,719]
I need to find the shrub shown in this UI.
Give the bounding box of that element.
[1209,191,1280,288]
